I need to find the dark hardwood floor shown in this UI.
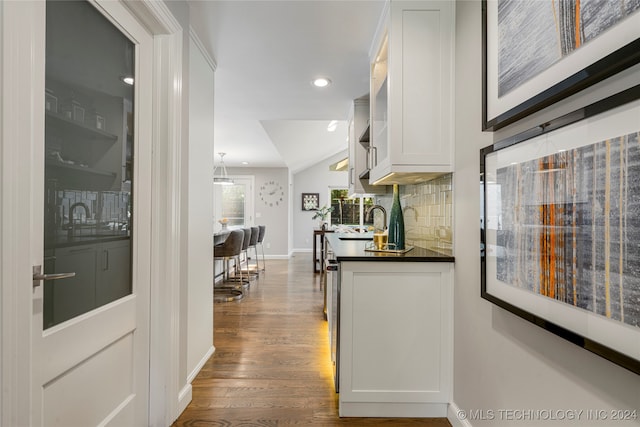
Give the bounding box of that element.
[172,253,451,427]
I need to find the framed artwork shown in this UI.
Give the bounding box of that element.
[482,0,640,131]
[302,193,319,211]
[480,86,640,374]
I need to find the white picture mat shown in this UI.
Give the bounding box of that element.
[486,0,640,122]
[484,98,640,361]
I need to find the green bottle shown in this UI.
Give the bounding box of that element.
[388,184,405,250]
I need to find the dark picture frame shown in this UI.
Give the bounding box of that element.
[480,86,640,375]
[302,193,319,211]
[482,0,640,131]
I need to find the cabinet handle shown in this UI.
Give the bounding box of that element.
[103,250,109,271]
[32,265,75,287]
[350,168,354,185]
[371,146,377,167]
[366,147,372,170]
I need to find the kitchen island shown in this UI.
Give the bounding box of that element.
[325,233,454,418]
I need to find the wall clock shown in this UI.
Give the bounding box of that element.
[259,180,284,207]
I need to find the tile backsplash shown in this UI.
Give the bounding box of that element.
[45,188,130,238]
[377,174,453,253]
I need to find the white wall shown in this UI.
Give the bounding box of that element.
[225,167,290,257]
[185,33,214,388]
[292,150,348,250]
[452,2,640,427]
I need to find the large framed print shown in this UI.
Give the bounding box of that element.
[480,86,640,374]
[482,0,640,131]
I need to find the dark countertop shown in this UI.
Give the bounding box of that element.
[326,233,454,263]
[46,233,130,249]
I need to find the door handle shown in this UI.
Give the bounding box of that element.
[32,265,76,287]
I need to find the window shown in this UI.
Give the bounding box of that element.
[214,176,254,230]
[329,189,374,230]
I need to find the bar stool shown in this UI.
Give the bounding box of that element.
[213,229,244,302]
[256,225,266,272]
[228,228,253,285]
[247,226,260,274]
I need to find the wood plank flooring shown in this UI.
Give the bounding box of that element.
[172,253,451,427]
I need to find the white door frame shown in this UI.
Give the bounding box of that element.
[0,1,184,426]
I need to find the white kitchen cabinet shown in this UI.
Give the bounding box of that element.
[347,97,385,196]
[368,0,455,186]
[338,261,452,417]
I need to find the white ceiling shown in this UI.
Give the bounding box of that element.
[188,0,385,173]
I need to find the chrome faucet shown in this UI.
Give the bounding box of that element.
[67,202,90,238]
[365,205,387,231]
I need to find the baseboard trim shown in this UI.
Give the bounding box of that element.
[264,254,291,259]
[339,402,447,418]
[177,383,192,417]
[178,345,215,418]
[448,401,474,427]
[187,345,215,384]
[292,248,312,253]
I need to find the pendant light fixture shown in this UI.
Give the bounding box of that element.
[214,152,234,185]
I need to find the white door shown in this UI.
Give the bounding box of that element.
[2,1,153,425]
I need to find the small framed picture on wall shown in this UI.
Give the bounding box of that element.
[302,193,319,211]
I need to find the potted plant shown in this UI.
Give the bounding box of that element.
[312,204,334,229]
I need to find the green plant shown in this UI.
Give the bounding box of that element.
[312,204,334,221]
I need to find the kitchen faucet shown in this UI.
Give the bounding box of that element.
[67,202,90,238]
[365,205,387,231]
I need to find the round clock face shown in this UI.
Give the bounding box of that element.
[259,180,284,207]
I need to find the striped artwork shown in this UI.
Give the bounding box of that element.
[498,0,640,96]
[496,131,640,328]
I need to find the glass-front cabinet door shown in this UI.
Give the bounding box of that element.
[44,0,134,328]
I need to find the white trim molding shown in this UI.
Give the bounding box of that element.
[448,402,475,427]
[1,1,45,425]
[187,345,214,385]
[189,26,217,71]
[177,384,192,419]
[122,1,185,426]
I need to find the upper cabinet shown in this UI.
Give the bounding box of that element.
[368,0,455,186]
[347,96,386,196]
[44,81,131,191]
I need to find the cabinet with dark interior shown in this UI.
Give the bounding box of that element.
[347,96,386,196]
[44,79,130,192]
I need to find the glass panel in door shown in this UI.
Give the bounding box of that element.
[44,0,134,328]
[214,177,254,230]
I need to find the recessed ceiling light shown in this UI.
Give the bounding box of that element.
[312,77,331,88]
[242,161,249,165]
[121,75,134,85]
[327,120,338,132]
